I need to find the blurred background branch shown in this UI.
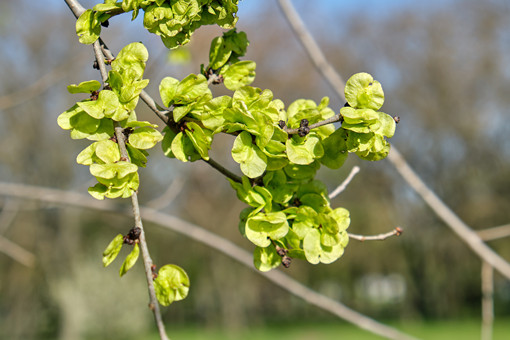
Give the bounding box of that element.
[0,181,416,340]
[277,0,510,280]
[2,0,510,338]
[0,234,35,268]
[477,223,510,242]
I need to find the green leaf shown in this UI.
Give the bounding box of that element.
[92,172,140,199]
[286,135,324,165]
[173,105,192,123]
[161,126,177,158]
[320,128,348,169]
[60,106,114,141]
[77,90,120,120]
[95,139,121,163]
[126,143,148,167]
[76,143,97,166]
[232,131,267,178]
[330,207,350,232]
[102,234,124,267]
[344,72,384,110]
[88,182,108,200]
[119,243,139,277]
[221,61,256,91]
[111,42,148,80]
[154,264,190,306]
[223,29,248,57]
[286,99,319,129]
[90,161,138,179]
[373,111,396,138]
[263,170,297,204]
[208,35,232,70]
[93,2,122,12]
[283,161,319,181]
[160,77,180,107]
[303,228,346,264]
[169,131,201,162]
[292,206,317,240]
[176,74,209,104]
[201,95,231,131]
[253,245,281,272]
[58,104,102,139]
[303,228,321,264]
[76,9,101,44]
[229,176,272,210]
[208,29,247,69]
[125,120,158,129]
[128,127,163,150]
[184,122,212,160]
[87,118,115,141]
[245,211,289,247]
[340,107,379,125]
[346,131,375,153]
[67,80,101,94]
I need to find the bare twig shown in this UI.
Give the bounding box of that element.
[82,11,169,338]
[277,0,510,281]
[0,181,417,340]
[276,0,346,99]
[114,121,168,340]
[139,90,171,124]
[481,261,494,340]
[329,166,361,199]
[477,223,510,241]
[283,114,343,135]
[0,234,36,268]
[64,0,85,18]
[92,41,109,83]
[203,158,242,183]
[348,227,403,242]
[96,33,242,184]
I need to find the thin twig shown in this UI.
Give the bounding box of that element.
[284,114,342,135]
[0,181,418,340]
[92,41,109,83]
[97,34,241,184]
[139,90,171,124]
[64,0,85,18]
[276,0,346,99]
[0,234,36,268]
[329,166,360,199]
[114,121,168,340]
[85,13,169,338]
[481,261,494,340]
[477,223,510,241]
[276,0,510,281]
[348,227,403,242]
[203,158,242,183]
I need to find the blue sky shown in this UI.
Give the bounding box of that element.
[44,0,454,19]
[237,0,454,19]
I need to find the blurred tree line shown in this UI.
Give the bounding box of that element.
[0,0,509,339]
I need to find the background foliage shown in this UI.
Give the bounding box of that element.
[0,0,509,339]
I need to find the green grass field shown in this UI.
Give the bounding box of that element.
[161,319,510,340]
